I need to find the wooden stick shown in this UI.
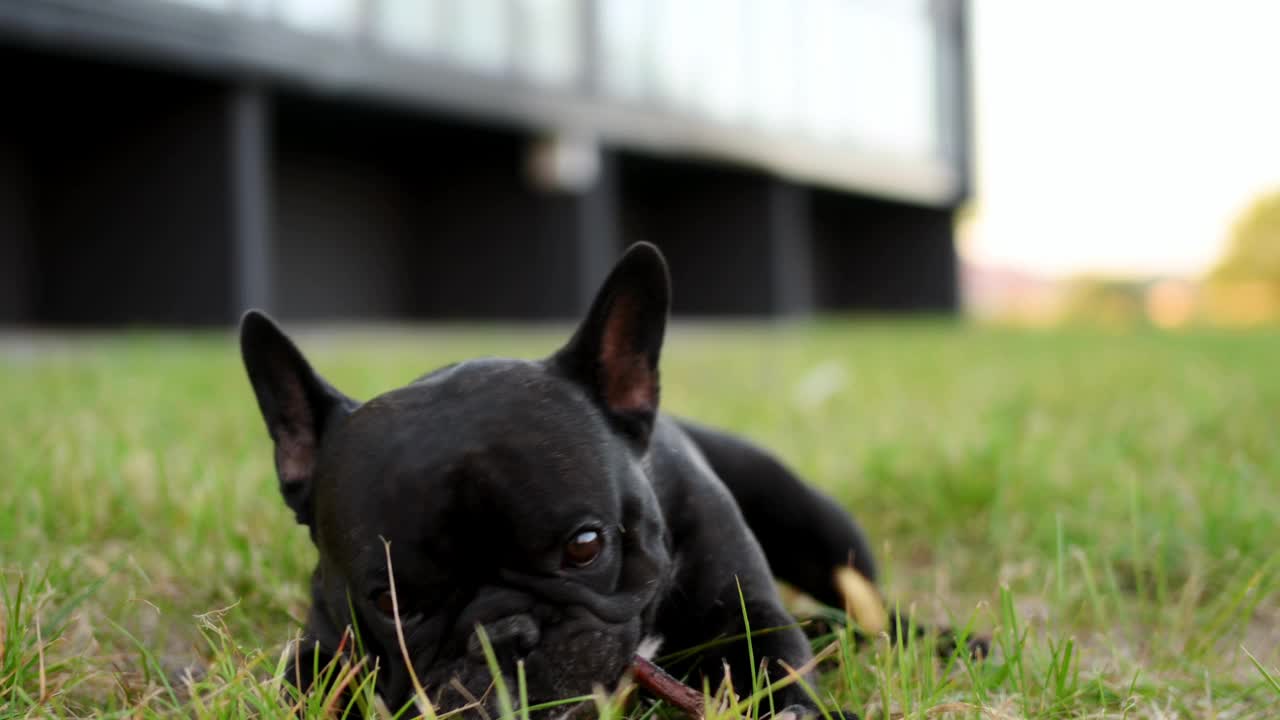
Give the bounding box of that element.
[629,655,705,719]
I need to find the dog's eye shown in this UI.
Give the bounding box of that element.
[372,591,425,625]
[374,591,397,616]
[563,528,603,568]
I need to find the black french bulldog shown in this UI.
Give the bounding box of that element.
[240,243,950,717]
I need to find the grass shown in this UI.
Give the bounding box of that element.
[2,320,1279,718]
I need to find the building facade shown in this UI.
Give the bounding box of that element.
[0,0,970,324]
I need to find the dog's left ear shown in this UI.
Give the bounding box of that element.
[240,310,357,527]
[553,242,671,444]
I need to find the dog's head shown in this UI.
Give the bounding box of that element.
[241,244,675,713]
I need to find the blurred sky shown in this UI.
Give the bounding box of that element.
[962,1,1280,278]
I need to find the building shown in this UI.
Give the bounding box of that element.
[0,0,971,325]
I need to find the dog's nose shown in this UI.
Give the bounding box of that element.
[467,614,541,661]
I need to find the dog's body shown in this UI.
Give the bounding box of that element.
[241,244,894,716]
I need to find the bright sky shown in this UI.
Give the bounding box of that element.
[962,1,1280,278]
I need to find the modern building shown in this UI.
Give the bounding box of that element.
[0,0,971,325]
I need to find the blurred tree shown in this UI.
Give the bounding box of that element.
[1204,189,1280,325]
[1211,189,1280,284]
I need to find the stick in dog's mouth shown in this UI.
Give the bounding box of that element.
[629,654,705,718]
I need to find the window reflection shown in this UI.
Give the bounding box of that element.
[151,0,944,159]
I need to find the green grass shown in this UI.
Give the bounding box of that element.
[3,321,1280,718]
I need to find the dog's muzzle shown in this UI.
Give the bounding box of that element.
[376,578,660,717]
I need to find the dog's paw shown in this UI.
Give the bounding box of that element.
[935,627,990,662]
[962,634,991,661]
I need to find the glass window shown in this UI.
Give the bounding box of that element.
[272,0,361,37]
[514,0,581,86]
[373,0,442,56]
[842,0,938,157]
[697,0,748,123]
[743,0,802,132]
[159,0,235,12]
[598,0,653,101]
[440,0,510,75]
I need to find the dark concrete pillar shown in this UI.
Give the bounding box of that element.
[570,148,621,313]
[230,85,272,317]
[767,181,815,316]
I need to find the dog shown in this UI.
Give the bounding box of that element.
[241,243,971,717]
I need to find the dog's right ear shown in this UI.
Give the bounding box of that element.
[240,310,355,527]
[552,242,670,444]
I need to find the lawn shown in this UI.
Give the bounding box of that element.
[2,321,1279,718]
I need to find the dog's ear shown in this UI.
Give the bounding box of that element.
[240,310,355,526]
[553,242,670,443]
